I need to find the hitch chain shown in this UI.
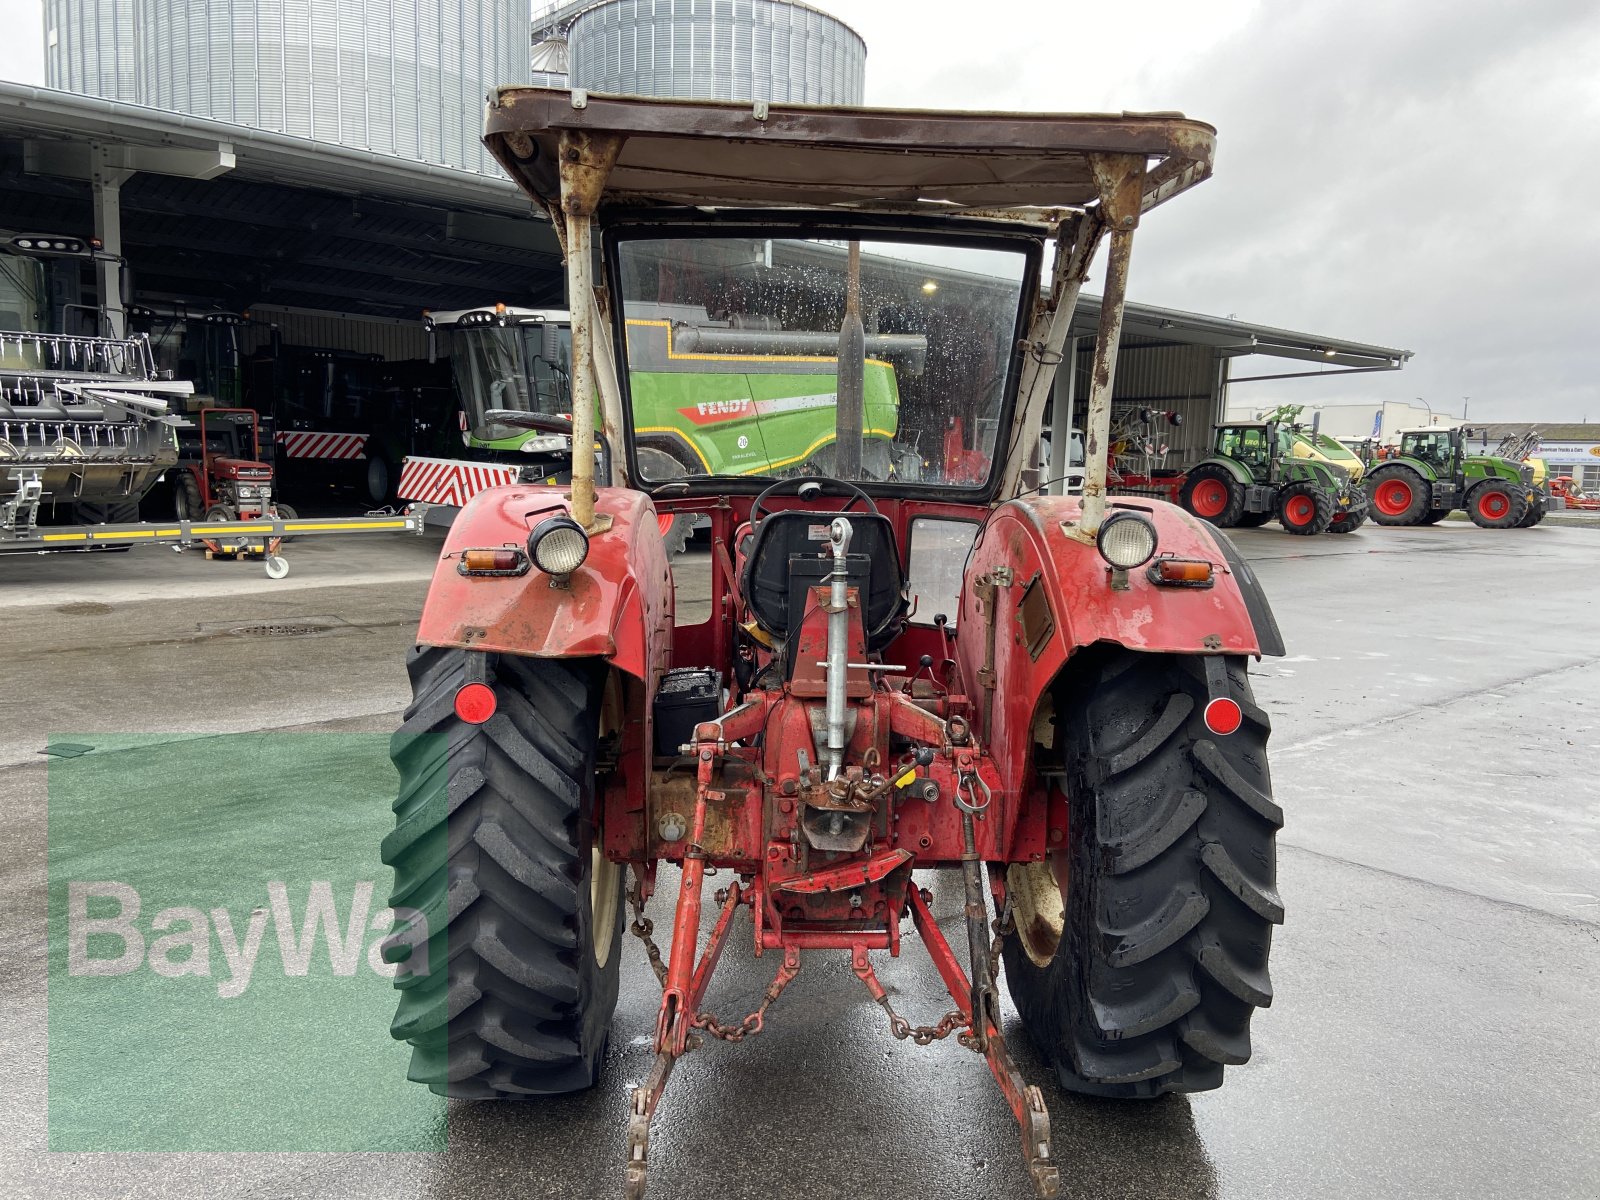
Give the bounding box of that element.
[692,951,800,1043]
[882,1001,968,1046]
[628,876,668,987]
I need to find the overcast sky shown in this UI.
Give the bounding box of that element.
[3,0,1597,421]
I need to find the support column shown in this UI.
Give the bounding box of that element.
[1048,337,1079,495]
[1075,154,1145,539]
[91,143,133,339]
[556,128,625,532]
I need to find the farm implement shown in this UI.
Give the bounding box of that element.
[381,90,1285,1197]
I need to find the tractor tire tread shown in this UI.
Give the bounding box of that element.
[1179,465,1246,528]
[1003,651,1281,1097]
[1277,481,1334,536]
[383,645,621,1098]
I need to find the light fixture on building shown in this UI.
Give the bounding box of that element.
[921,281,938,294]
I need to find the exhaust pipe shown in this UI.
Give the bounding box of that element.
[825,517,853,780]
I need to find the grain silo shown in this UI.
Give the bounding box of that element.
[564,0,865,105]
[41,0,530,175]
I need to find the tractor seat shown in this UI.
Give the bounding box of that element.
[742,510,907,653]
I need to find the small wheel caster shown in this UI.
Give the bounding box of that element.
[264,555,289,579]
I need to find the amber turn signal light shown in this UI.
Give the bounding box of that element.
[1147,558,1214,587]
[458,547,529,577]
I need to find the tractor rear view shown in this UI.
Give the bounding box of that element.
[1179,417,1366,534]
[1366,426,1540,528]
[381,91,1285,1197]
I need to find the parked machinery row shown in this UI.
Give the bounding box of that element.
[1108,404,1545,534]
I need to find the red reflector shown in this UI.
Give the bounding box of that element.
[454,682,497,724]
[1204,697,1242,736]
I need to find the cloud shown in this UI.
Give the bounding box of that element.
[832,0,1600,420]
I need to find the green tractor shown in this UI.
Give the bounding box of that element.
[1179,417,1367,535]
[1365,426,1541,528]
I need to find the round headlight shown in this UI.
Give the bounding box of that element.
[1097,512,1158,570]
[528,515,589,576]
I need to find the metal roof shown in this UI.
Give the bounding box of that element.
[0,82,562,320]
[0,81,527,211]
[0,82,1411,372]
[1073,296,1412,374]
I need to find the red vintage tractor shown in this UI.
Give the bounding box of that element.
[172,406,297,524]
[381,92,1285,1197]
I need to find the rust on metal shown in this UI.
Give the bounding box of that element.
[484,86,1214,218]
[1015,572,1056,662]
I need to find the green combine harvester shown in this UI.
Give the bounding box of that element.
[1178,408,1367,535]
[405,304,923,524]
[1365,425,1542,528]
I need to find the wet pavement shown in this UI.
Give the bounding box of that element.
[2,521,1597,1198]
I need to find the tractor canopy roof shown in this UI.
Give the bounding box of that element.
[481,90,1216,505]
[484,88,1215,217]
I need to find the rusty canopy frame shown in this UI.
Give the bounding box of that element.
[482,86,1216,537]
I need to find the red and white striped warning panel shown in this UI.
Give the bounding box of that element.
[399,457,522,507]
[274,430,369,460]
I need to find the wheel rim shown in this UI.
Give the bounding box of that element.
[1191,479,1228,517]
[589,672,624,969]
[1374,479,1413,515]
[1007,858,1067,967]
[1478,490,1509,520]
[1284,495,1315,526]
[590,848,621,968]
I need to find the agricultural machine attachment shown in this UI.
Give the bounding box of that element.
[383,90,1285,1200]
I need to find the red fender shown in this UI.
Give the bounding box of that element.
[957,495,1266,797]
[415,484,673,683]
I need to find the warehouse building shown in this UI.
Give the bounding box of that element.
[2,0,1412,507]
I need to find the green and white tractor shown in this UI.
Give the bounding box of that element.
[1365,426,1541,528]
[1178,417,1366,535]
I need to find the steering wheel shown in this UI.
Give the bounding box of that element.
[750,475,880,525]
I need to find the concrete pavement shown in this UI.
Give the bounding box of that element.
[2,520,1597,1199]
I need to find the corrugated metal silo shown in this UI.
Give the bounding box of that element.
[567,0,865,105]
[42,0,530,175]
[42,0,139,101]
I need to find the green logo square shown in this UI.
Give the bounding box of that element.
[47,733,447,1152]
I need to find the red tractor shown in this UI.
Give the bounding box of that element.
[381,92,1285,1197]
[172,407,297,524]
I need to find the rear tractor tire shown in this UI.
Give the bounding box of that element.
[1179,466,1245,528]
[382,648,624,1097]
[1003,651,1282,1097]
[75,498,139,524]
[1276,482,1334,535]
[1465,480,1528,529]
[175,472,204,522]
[1367,466,1429,526]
